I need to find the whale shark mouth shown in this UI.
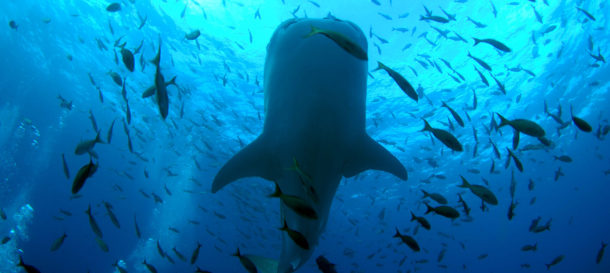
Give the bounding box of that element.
[211,17,407,273]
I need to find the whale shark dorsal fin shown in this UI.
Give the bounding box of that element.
[212,136,278,193]
[343,135,408,180]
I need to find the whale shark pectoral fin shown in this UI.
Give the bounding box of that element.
[211,136,278,193]
[342,135,408,181]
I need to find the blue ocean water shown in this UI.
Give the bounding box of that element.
[0,0,609,272]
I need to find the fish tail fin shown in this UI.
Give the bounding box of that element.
[473,38,480,46]
[268,182,282,198]
[533,243,537,251]
[167,76,177,86]
[441,101,448,108]
[232,248,241,257]
[496,113,510,127]
[304,25,320,38]
[421,119,432,132]
[424,203,433,214]
[458,175,470,188]
[393,228,401,238]
[150,37,162,66]
[95,130,104,144]
[421,189,429,197]
[18,255,24,266]
[278,220,288,231]
[410,211,416,221]
[602,241,608,247]
[545,264,551,270]
[373,61,385,72]
[419,15,425,21]
[85,204,91,215]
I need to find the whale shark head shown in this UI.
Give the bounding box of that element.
[212,17,407,273]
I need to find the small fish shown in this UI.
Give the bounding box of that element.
[185,30,201,40]
[506,148,524,172]
[50,233,67,251]
[304,25,367,61]
[268,183,318,219]
[521,243,537,251]
[168,226,179,233]
[421,190,448,204]
[71,159,98,194]
[95,237,109,252]
[142,259,158,273]
[141,76,177,98]
[545,255,564,270]
[393,228,420,251]
[85,204,103,238]
[56,207,70,217]
[497,113,545,137]
[425,203,460,219]
[576,7,596,21]
[467,52,492,71]
[554,167,564,182]
[156,240,166,257]
[570,106,592,132]
[410,211,431,230]
[459,176,498,205]
[457,193,470,216]
[173,247,187,262]
[553,155,572,162]
[467,16,487,28]
[597,241,607,264]
[108,71,123,86]
[106,119,115,144]
[441,101,464,127]
[233,248,257,273]
[473,38,511,52]
[106,3,121,12]
[103,201,120,229]
[61,154,70,179]
[507,200,517,220]
[134,214,141,238]
[421,119,463,151]
[9,20,18,30]
[190,241,202,264]
[316,256,337,273]
[151,38,169,119]
[279,220,310,249]
[74,131,103,155]
[375,62,418,101]
[474,66,489,86]
[120,48,135,72]
[420,15,450,23]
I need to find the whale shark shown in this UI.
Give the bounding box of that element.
[212,17,407,273]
